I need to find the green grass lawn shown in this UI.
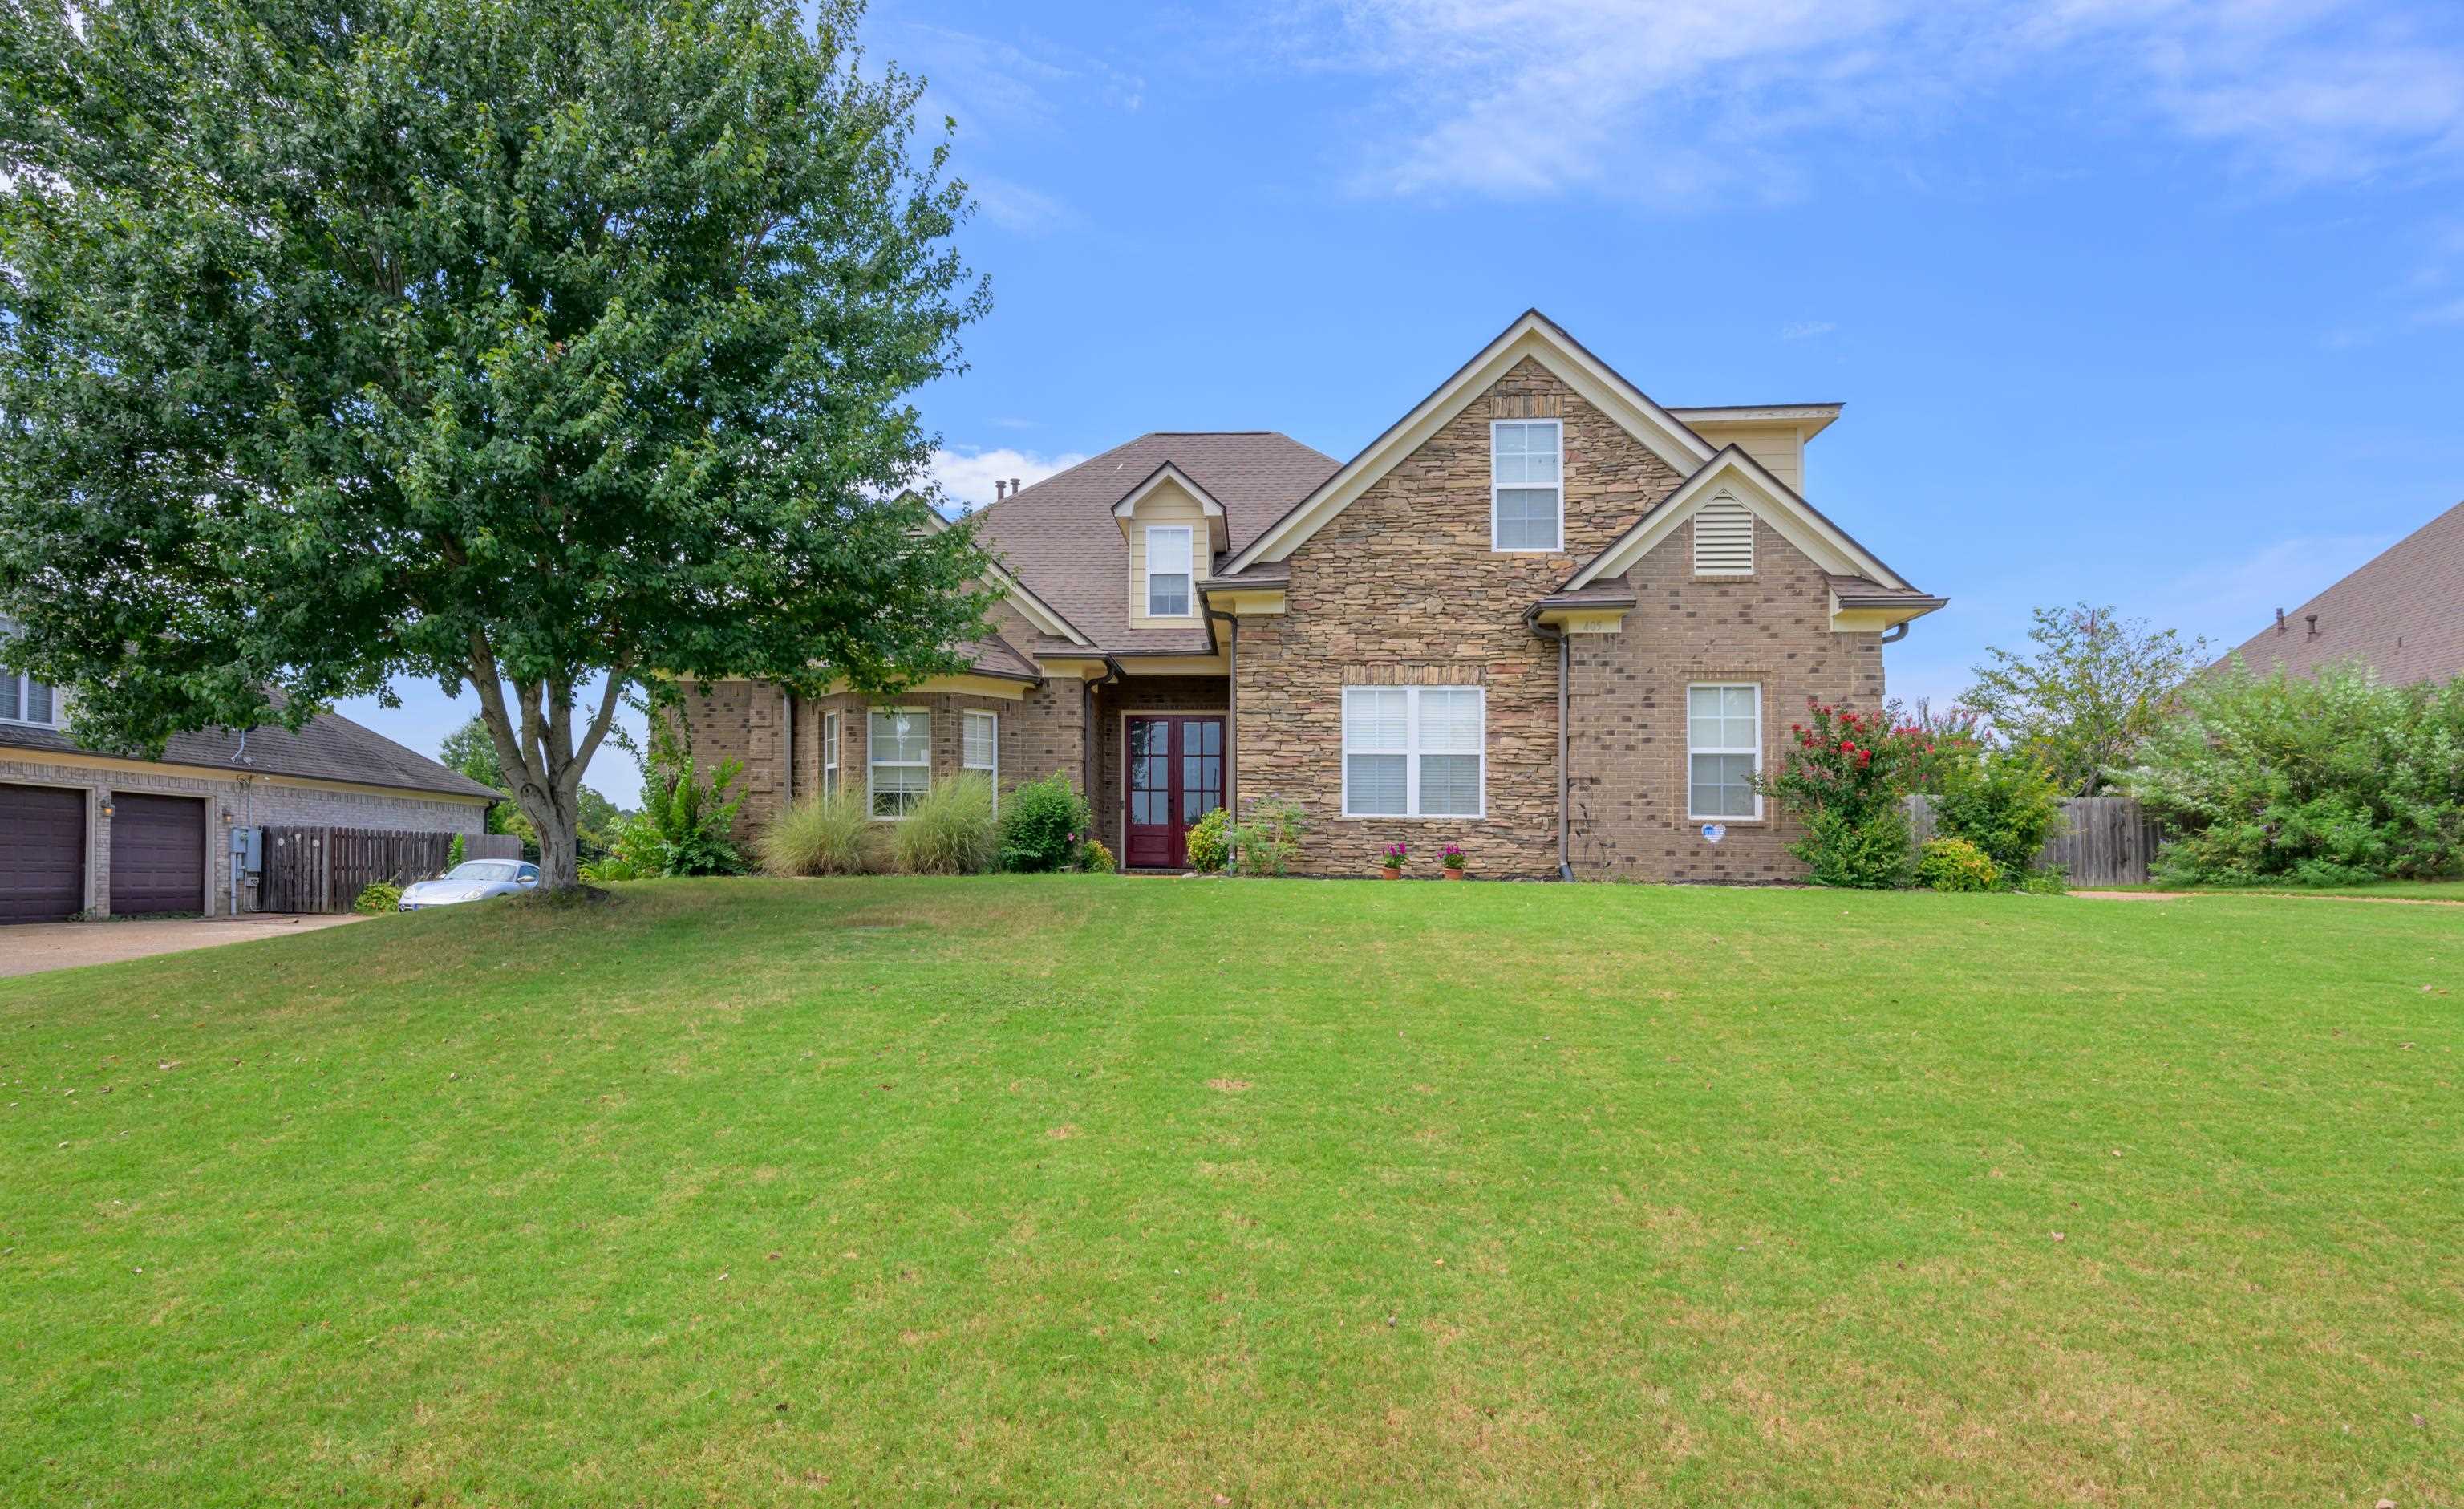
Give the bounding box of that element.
[4,878,2458,1506]
[2105,878,2464,903]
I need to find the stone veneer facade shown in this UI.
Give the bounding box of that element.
[1230,358,1690,879]
[687,359,1899,882]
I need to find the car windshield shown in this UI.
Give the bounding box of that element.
[447,861,524,882]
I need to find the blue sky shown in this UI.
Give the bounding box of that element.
[342,0,2464,806]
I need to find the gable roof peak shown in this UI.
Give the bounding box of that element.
[1220,309,1716,573]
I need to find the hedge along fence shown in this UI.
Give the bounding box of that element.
[1907,795,2163,886]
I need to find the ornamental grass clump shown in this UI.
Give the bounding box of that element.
[893,773,997,875]
[756,786,875,876]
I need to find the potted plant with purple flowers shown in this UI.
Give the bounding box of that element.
[1377,842,1408,879]
[1438,844,1467,879]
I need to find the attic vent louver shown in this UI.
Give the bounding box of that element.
[1693,497,1754,576]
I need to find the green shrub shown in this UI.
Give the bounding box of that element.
[1763,702,1926,888]
[1931,748,2066,883]
[757,786,875,877]
[445,832,466,870]
[579,854,642,882]
[1916,837,2000,893]
[1230,798,1307,877]
[1081,837,1116,874]
[2125,663,2464,886]
[2019,865,2069,895]
[1185,806,1231,872]
[893,773,997,875]
[998,773,1091,873]
[353,882,402,914]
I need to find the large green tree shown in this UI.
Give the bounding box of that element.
[1960,603,2208,796]
[0,0,992,886]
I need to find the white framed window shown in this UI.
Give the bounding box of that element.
[1145,525,1194,617]
[867,708,930,818]
[1,665,57,727]
[962,710,998,812]
[821,711,840,797]
[1343,685,1485,818]
[1491,419,1562,551]
[1687,683,1762,820]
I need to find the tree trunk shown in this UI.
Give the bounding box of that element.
[462,636,629,893]
[528,793,583,890]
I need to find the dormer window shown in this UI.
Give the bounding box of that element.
[1145,525,1193,617]
[1491,419,1562,551]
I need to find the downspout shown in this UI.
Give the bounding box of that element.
[780,686,795,805]
[1880,621,1911,644]
[1084,655,1124,821]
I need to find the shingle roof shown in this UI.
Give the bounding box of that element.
[2219,499,2464,686]
[0,704,500,801]
[971,432,1341,654]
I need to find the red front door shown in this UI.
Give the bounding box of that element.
[1125,715,1225,869]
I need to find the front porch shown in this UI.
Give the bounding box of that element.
[1092,674,1229,870]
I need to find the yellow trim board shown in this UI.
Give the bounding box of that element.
[1532,606,1628,634]
[818,672,1035,701]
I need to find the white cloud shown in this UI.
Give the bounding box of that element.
[1781,320,1837,340]
[969,176,1079,235]
[930,445,1090,513]
[1272,0,2464,200]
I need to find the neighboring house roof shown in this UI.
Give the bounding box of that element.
[0,704,501,801]
[971,431,1342,654]
[2218,498,2464,686]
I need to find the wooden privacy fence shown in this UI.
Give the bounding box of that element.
[255,826,460,913]
[1906,795,2166,886]
[464,832,523,861]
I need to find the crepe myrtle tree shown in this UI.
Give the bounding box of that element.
[0,0,995,888]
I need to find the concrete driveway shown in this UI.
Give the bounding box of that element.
[0,914,366,980]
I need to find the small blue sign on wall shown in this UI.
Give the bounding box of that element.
[1700,823,1727,843]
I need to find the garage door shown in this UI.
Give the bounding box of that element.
[1,784,87,923]
[110,794,207,916]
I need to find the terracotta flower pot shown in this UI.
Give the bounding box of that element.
[1443,869,1466,880]
[1380,867,1401,881]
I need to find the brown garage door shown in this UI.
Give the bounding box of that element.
[1,784,87,923]
[110,794,207,916]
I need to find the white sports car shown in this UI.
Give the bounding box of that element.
[397,859,541,909]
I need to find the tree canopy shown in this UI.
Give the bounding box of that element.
[1960,603,2209,796]
[0,0,993,885]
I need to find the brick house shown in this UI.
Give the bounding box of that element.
[681,311,1945,880]
[2,650,496,921]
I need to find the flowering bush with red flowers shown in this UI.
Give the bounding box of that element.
[1761,701,1953,888]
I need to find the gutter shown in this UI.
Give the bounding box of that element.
[1083,655,1124,812]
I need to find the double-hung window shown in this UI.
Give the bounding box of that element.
[1145,525,1193,617]
[1687,684,1762,820]
[868,708,930,818]
[1,656,56,728]
[962,710,998,812]
[821,711,841,797]
[1343,686,1485,818]
[1491,419,1562,551]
